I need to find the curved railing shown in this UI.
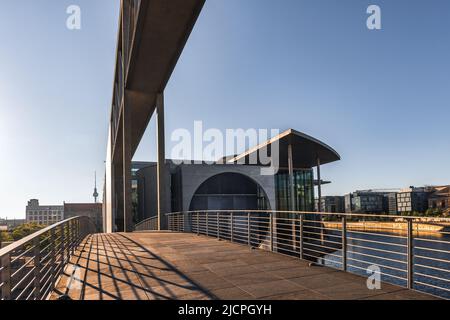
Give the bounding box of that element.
[0,216,96,300]
[164,210,450,299]
[134,216,158,231]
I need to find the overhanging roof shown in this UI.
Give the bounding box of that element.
[112,0,206,157]
[228,129,341,169]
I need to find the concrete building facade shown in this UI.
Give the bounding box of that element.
[318,196,345,213]
[64,203,103,232]
[26,199,64,226]
[428,186,450,213]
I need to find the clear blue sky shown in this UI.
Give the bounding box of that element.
[1,0,449,219]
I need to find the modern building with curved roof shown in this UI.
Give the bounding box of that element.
[134,129,341,227]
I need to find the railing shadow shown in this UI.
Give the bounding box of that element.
[54,233,216,300]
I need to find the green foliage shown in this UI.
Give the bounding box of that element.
[0,231,13,242]
[11,223,45,241]
[425,208,443,217]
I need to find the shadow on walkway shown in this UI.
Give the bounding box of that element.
[51,233,216,300]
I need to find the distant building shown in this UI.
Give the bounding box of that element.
[344,190,399,214]
[387,193,398,215]
[64,203,103,232]
[26,199,64,226]
[427,186,450,213]
[318,196,345,213]
[0,219,26,230]
[397,187,432,214]
[344,193,353,213]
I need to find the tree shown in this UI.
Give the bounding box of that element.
[0,231,13,247]
[11,223,45,241]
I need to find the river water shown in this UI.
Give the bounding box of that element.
[319,229,450,299]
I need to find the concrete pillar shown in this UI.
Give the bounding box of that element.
[123,100,133,232]
[156,93,166,230]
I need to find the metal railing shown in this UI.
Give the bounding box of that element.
[135,216,158,231]
[0,216,95,300]
[165,210,450,299]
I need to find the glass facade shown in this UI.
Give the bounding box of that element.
[275,169,314,211]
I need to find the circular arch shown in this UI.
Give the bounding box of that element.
[189,172,271,211]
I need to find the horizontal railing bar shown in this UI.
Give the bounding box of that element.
[10,257,35,279]
[415,264,450,275]
[415,271,450,283]
[347,243,407,257]
[11,266,36,293]
[346,256,407,273]
[415,237,450,245]
[173,210,450,222]
[415,280,450,292]
[15,276,36,300]
[10,244,37,264]
[346,236,406,248]
[345,229,407,240]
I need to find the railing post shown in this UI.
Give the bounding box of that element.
[299,213,304,259]
[206,213,209,237]
[247,212,251,246]
[407,218,414,289]
[230,212,234,242]
[342,215,347,271]
[217,212,220,240]
[33,237,41,300]
[60,224,66,265]
[270,213,274,252]
[0,253,11,300]
[69,220,74,256]
[50,228,56,290]
[197,212,200,235]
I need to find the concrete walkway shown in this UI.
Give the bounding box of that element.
[51,232,438,300]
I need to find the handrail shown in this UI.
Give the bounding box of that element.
[135,216,158,231]
[165,210,450,222]
[160,210,450,300]
[0,216,96,300]
[0,217,78,257]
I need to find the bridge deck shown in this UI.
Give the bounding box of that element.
[51,232,437,300]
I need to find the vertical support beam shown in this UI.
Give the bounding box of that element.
[288,144,297,252]
[156,93,166,231]
[407,219,414,289]
[317,157,322,212]
[123,95,133,232]
[287,144,296,211]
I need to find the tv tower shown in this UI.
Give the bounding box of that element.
[93,171,99,203]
